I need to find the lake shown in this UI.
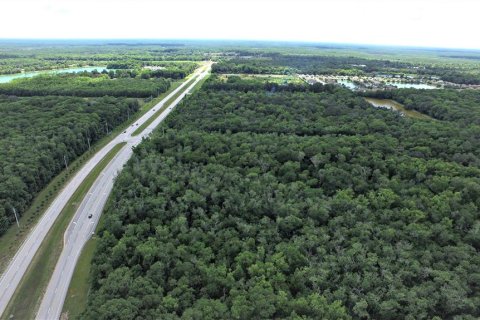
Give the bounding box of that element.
[0,66,108,83]
[364,97,432,120]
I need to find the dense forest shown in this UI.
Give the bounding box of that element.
[82,76,480,319]
[0,44,202,239]
[1,42,480,319]
[0,95,139,236]
[0,74,170,98]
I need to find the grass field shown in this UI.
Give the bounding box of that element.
[1,143,127,320]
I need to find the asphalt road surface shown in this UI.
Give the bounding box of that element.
[0,62,211,320]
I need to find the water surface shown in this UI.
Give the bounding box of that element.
[365,97,432,120]
[0,66,108,83]
[385,82,437,89]
[337,80,357,89]
[335,79,437,91]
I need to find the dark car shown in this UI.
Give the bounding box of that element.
[88,214,93,219]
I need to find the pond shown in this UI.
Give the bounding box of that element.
[0,66,108,83]
[337,80,357,89]
[333,79,437,91]
[385,82,437,89]
[364,97,432,120]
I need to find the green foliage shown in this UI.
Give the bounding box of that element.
[0,96,139,235]
[0,73,170,98]
[1,42,479,319]
[212,54,412,75]
[0,43,204,75]
[204,74,335,93]
[83,76,480,319]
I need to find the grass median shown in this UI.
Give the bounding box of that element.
[1,142,127,320]
[61,236,98,319]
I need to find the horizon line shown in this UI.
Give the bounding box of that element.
[0,38,479,52]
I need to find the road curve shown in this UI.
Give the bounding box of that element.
[0,62,211,319]
[35,62,212,320]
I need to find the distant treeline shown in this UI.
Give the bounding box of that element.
[205,75,337,93]
[105,61,197,80]
[212,54,412,75]
[0,74,170,98]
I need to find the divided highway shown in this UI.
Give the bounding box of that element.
[0,62,211,319]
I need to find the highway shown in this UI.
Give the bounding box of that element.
[0,62,211,320]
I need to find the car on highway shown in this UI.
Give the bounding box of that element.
[88,214,93,219]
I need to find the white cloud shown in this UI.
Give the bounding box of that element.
[0,0,479,49]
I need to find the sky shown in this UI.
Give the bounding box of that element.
[1,0,479,49]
